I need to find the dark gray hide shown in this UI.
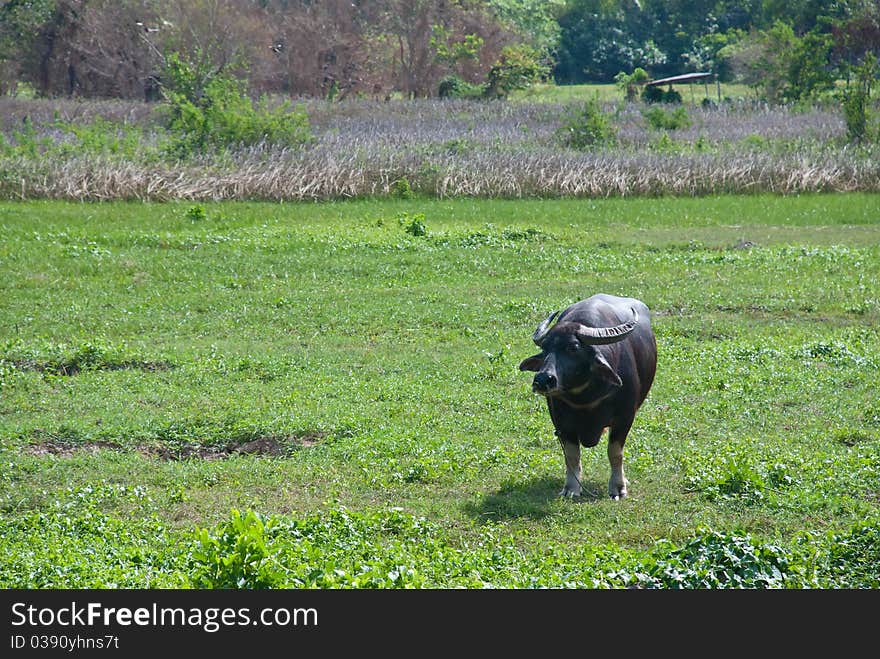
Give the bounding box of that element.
[519,294,657,499]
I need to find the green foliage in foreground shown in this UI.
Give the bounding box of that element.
[0,195,878,588]
[3,501,877,588]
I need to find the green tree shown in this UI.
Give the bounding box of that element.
[370,0,521,98]
[484,43,550,98]
[760,0,854,33]
[555,0,660,83]
[831,3,880,69]
[784,28,835,102]
[614,66,649,101]
[840,52,878,143]
[688,28,746,82]
[430,25,483,66]
[0,0,55,93]
[488,0,564,55]
[722,21,798,102]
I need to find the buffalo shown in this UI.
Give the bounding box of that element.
[519,294,657,499]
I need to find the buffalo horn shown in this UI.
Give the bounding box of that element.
[575,307,639,345]
[532,310,560,346]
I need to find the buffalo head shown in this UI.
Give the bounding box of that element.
[518,307,639,398]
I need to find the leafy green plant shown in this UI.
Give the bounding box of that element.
[186,205,207,222]
[863,403,880,427]
[819,521,880,588]
[684,449,797,505]
[160,52,313,158]
[0,484,188,588]
[190,509,286,588]
[391,177,415,199]
[637,530,798,588]
[1,339,167,377]
[614,67,649,102]
[56,117,146,159]
[401,212,428,236]
[556,99,616,149]
[644,106,692,130]
[648,132,680,152]
[483,44,549,98]
[437,75,485,99]
[840,53,878,144]
[5,116,49,157]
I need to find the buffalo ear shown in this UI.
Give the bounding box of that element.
[592,353,623,387]
[519,354,544,372]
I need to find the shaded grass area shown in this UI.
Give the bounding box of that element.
[1,195,878,587]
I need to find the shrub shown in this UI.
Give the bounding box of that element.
[160,52,313,158]
[400,212,427,236]
[437,75,484,99]
[639,530,797,588]
[643,106,692,130]
[54,117,146,159]
[641,85,683,104]
[784,29,835,103]
[641,85,665,103]
[662,88,683,104]
[557,99,616,149]
[391,177,415,199]
[483,44,549,98]
[648,132,679,152]
[840,53,878,144]
[4,116,48,157]
[614,67,649,102]
[190,509,286,588]
[820,521,880,588]
[185,205,207,222]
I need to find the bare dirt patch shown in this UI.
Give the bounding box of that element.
[10,358,173,377]
[24,432,326,461]
[24,441,122,457]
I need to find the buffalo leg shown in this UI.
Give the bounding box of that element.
[607,420,633,499]
[559,439,581,498]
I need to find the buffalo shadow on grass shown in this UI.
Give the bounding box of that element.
[463,475,605,522]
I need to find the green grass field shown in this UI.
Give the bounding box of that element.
[1,194,879,588]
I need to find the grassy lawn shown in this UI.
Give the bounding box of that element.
[1,194,878,588]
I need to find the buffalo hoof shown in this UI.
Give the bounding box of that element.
[609,480,628,500]
[559,486,581,499]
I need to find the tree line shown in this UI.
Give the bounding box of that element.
[0,0,878,102]
[557,0,879,105]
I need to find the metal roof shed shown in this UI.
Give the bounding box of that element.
[645,72,720,104]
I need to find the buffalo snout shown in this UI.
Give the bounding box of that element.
[532,371,557,393]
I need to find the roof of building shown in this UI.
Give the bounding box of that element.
[645,72,714,87]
